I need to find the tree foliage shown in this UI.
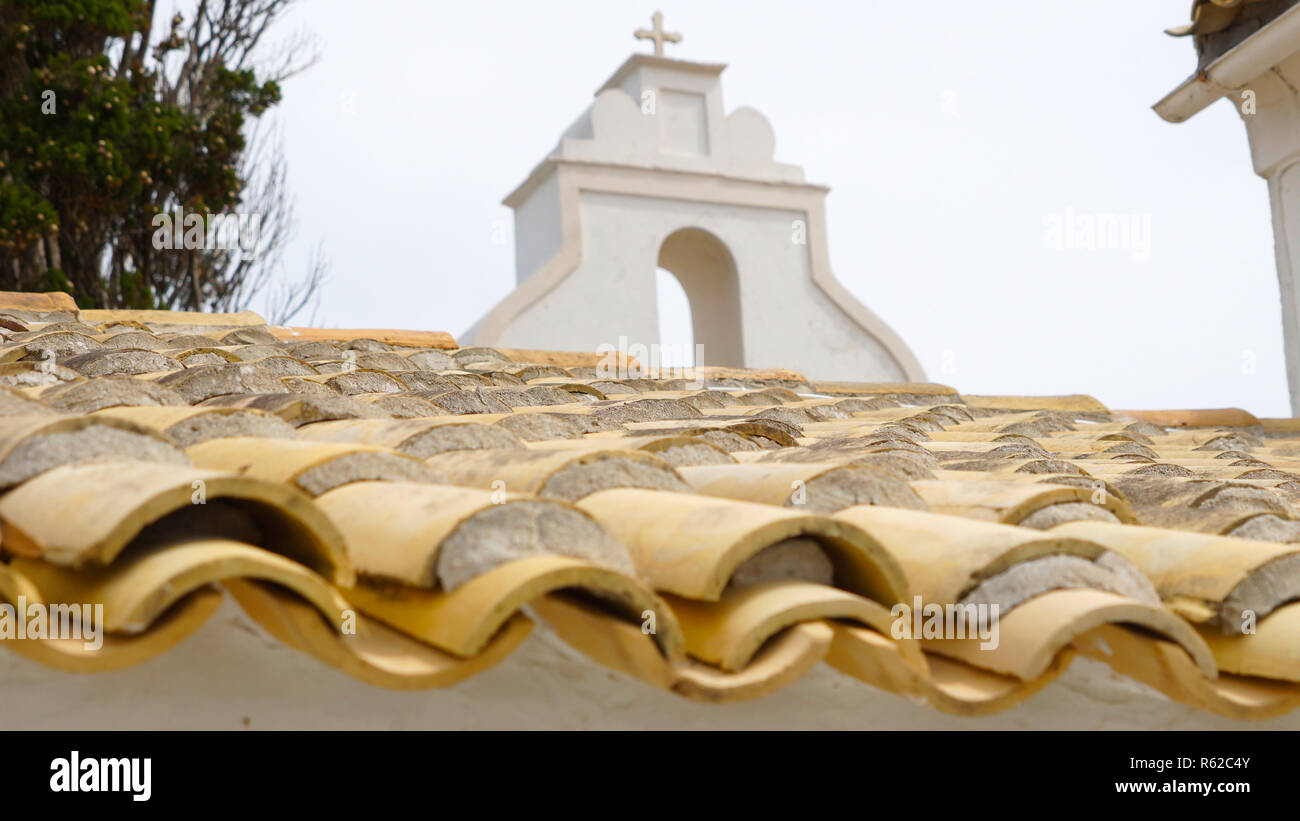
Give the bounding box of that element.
[0,0,324,320]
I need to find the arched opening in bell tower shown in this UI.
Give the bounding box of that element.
[656,227,745,368]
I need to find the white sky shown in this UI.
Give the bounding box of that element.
[259,0,1289,416]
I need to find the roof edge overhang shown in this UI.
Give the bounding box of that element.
[503,158,830,209]
[1154,3,1300,123]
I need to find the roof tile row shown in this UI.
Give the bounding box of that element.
[2,293,1300,718]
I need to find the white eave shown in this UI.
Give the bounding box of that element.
[503,157,830,209]
[1154,3,1300,123]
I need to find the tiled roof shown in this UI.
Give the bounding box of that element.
[1166,0,1300,69]
[4,292,1300,719]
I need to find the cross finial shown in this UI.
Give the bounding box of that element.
[634,11,681,57]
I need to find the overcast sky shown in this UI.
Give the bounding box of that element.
[252,1,1287,416]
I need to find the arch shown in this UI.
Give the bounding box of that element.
[657,227,744,368]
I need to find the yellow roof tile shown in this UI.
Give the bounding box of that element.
[2,291,1300,721]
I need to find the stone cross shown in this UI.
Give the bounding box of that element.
[634,11,681,57]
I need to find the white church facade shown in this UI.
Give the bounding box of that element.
[465,16,924,382]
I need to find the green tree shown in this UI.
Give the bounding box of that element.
[0,0,324,319]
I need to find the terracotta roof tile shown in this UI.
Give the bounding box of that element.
[7,293,1300,720]
[267,325,458,349]
[1117,407,1262,427]
[0,290,79,313]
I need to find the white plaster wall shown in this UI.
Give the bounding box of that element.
[604,61,726,174]
[1,598,1294,730]
[1237,50,1300,413]
[1240,50,1300,178]
[555,86,805,184]
[512,171,563,285]
[1270,163,1300,414]
[495,191,906,381]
